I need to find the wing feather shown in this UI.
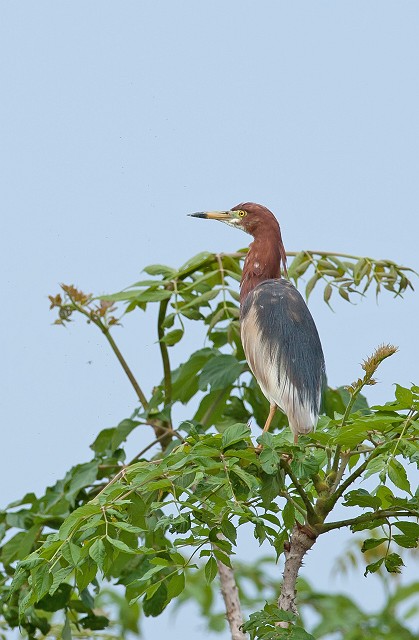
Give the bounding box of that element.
[241,279,326,436]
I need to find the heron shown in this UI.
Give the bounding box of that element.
[189,202,326,443]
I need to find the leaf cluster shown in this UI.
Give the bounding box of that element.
[0,248,417,639]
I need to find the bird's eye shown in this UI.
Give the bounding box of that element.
[237,210,247,217]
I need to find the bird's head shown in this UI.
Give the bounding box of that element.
[189,202,280,238]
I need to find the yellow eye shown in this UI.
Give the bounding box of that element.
[237,210,247,217]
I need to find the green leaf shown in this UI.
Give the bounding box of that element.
[212,548,232,567]
[204,556,218,584]
[33,565,53,601]
[364,557,384,576]
[178,251,213,274]
[1,525,39,564]
[166,572,185,600]
[59,504,101,540]
[143,583,168,617]
[106,536,137,554]
[230,466,259,491]
[343,489,381,510]
[65,461,99,505]
[38,583,72,611]
[221,423,251,448]
[395,384,414,408]
[388,458,411,493]
[79,614,109,630]
[179,289,219,311]
[282,500,295,530]
[221,518,237,544]
[288,252,311,281]
[199,354,244,391]
[258,435,281,474]
[172,348,217,403]
[110,520,145,535]
[111,419,140,451]
[160,329,184,346]
[323,283,333,304]
[384,552,404,573]
[334,422,370,448]
[394,521,419,538]
[143,264,176,277]
[305,273,320,299]
[194,386,232,427]
[76,558,97,592]
[89,538,106,569]
[361,537,387,552]
[50,566,73,595]
[393,534,419,548]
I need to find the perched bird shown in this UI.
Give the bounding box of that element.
[189,202,326,443]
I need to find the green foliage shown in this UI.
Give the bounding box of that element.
[1,248,418,639]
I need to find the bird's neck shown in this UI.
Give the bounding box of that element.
[240,234,287,303]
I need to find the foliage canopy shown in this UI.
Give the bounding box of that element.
[0,248,418,639]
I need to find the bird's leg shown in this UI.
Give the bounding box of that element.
[262,403,277,435]
[293,434,299,445]
[255,404,277,452]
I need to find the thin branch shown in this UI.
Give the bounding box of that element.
[281,461,317,524]
[101,327,149,410]
[69,300,149,411]
[319,510,417,534]
[212,537,247,640]
[327,448,381,509]
[157,298,172,407]
[330,451,351,493]
[127,429,184,465]
[279,490,307,518]
[330,445,341,483]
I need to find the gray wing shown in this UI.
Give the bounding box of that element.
[240,278,326,436]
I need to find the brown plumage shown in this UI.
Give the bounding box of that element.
[189,203,326,442]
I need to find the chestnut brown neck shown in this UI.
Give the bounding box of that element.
[240,229,287,303]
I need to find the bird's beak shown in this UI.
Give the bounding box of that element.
[188,210,234,221]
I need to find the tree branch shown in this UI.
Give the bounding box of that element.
[281,461,318,524]
[278,524,317,620]
[214,554,247,640]
[319,509,417,534]
[66,297,149,410]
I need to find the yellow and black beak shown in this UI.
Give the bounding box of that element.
[188,210,234,221]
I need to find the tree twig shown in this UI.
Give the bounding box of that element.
[330,450,350,493]
[68,300,150,410]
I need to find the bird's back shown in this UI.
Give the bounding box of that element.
[240,278,326,437]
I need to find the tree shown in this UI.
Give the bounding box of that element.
[0,248,418,639]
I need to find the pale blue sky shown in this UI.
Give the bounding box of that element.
[1,2,418,638]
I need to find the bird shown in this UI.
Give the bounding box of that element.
[189,202,326,444]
